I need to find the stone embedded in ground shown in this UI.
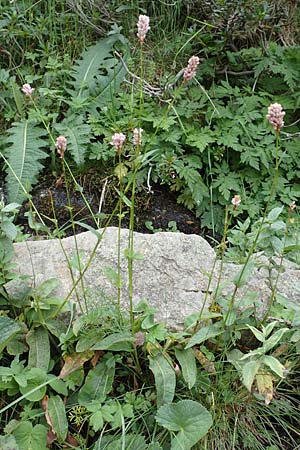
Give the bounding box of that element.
[9,228,300,329]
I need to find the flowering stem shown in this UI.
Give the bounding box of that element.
[224,131,280,324]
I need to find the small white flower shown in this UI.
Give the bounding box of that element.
[55,135,67,159]
[183,56,200,82]
[133,128,143,146]
[266,103,285,132]
[21,83,34,96]
[231,195,241,208]
[110,132,126,152]
[137,15,150,43]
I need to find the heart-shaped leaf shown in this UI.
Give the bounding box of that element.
[156,400,212,450]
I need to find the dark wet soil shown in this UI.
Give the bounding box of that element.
[14,171,211,240]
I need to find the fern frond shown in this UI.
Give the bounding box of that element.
[55,115,91,166]
[3,120,48,203]
[68,37,128,110]
[70,38,127,97]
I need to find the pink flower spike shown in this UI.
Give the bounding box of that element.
[137,15,150,43]
[110,132,126,153]
[133,128,143,146]
[21,83,34,97]
[55,135,67,159]
[289,201,296,213]
[183,56,200,82]
[231,195,241,208]
[266,103,285,132]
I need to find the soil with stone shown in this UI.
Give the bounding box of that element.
[4,170,216,242]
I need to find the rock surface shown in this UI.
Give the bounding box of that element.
[10,228,300,328]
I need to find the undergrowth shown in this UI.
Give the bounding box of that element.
[1,2,300,449]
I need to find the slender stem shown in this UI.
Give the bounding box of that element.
[224,132,280,324]
[62,159,88,313]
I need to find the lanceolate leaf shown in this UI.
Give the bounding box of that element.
[149,353,175,406]
[47,396,68,442]
[91,331,134,352]
[174,348,197,389]
[78,356,115,405]
[27,326,50,371]
[4,120,48,203]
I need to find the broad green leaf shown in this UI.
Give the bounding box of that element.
[156,400,212,450]
[90,411,104,432]
[78,356,115,405]
[47,395,68,442]
[242,360,260,391]
[91,331,134,352]
[1,221,18,240]
[48,376,68,395]
[13,422,48,450]
[0,434,19,450]
[185,323,224,349]
[27,327,50,371]
[32,278,59,298]
[233,260,255,288]
[148,444,163,450]
[149,353,175,406]
[263,328,289,353]
[0,316,23,354]
[246,325,265,343]
[267,207,283,221]
[174,348,197,389]
[94,433,147,450]
[19,368,47,401]
[262,355,285,378]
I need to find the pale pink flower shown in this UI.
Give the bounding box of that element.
[266,103,285,132]
[55,135,67,159]
[183,56,200,82]
[137,15,150,43]
[133,128,143,146]
[110,132,126,153]
[21,83,34,97]
[289,201,296,213]
[134,331,145,347]
[231,195,241,208]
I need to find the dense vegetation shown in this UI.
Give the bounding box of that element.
[1,1,300,449]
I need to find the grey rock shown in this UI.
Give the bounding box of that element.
[9,228,300,328]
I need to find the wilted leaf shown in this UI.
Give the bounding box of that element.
[256,371,274,405]
[59,351,94,379]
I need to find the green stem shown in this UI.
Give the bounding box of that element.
[224,132,280,324]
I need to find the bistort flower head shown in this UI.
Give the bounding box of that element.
[110,132,126,153]
[290,201,296,213]
[55,135,67,159]
[133,128,143,146]
[231,194,241,208]
[137,15,150,43]
[183,56,200,82]
[21,83,34,97]
[266,103,285,132]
